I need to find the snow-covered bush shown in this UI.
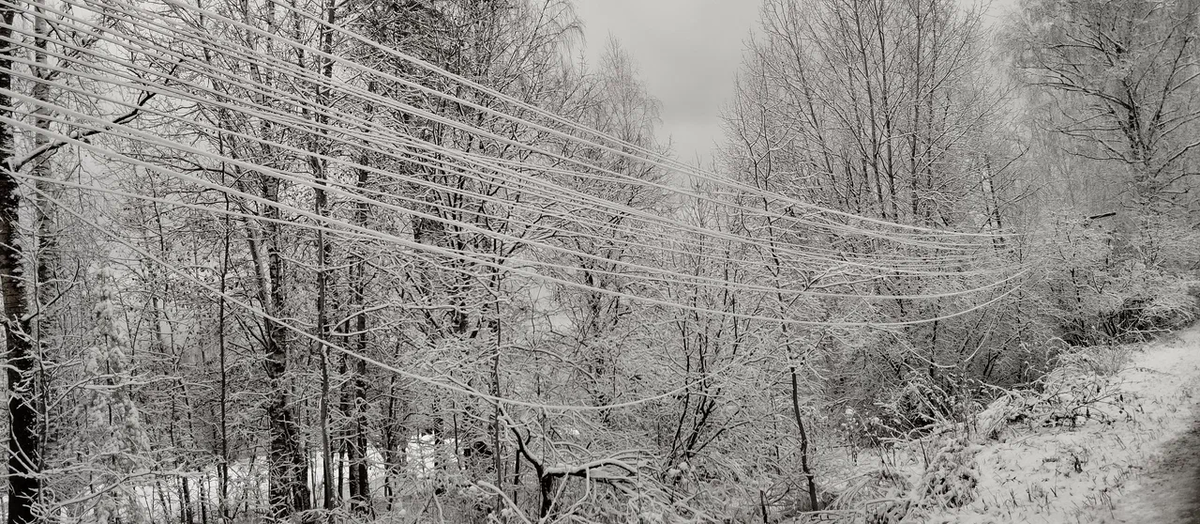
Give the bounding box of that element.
[1038,209,1200,347]
[1056,344,1134,377]
[870,370,976,440]
[917,436,979,509]
[827,467,912,522]
[977,354,1138,436]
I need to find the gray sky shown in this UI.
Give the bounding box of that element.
[573,0,762,164]
[571,1,1018,165]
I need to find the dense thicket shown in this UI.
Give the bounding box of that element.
[0,0,1194,523]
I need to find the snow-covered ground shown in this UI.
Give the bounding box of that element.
[925,324,1200,523]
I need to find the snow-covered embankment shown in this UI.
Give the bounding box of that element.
[932,325,1200,523]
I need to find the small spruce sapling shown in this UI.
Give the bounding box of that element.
[74,267,151,523]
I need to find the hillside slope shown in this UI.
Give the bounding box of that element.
[927,325,1200,523]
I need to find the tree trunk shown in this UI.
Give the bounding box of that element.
[217,196,231,522]
[262,173,310,520]
[1,3,42,521]
[790,366,819,512]
[347,162,371,513]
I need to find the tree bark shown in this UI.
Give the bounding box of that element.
[0,3,42,521]
[262,173,310,520]
[790,366,819,512]
[344,158,372,513]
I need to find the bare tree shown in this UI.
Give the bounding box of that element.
[1015,0,1200,209]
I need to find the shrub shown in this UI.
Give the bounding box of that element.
[917,436,979,509]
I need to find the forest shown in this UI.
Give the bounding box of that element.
[0,0,1197,522]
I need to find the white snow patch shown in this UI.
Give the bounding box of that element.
[926,325,1200,523]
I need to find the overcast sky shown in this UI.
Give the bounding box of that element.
[571,1,1017,165]
[573,0,762,165]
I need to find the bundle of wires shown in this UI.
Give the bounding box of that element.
[0,0,1028,408]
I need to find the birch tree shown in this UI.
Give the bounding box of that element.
[1015,0,1200,209]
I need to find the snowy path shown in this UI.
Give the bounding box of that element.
[1101,325,1200,523]
[926,324,1200,523]
[1105,417,1200,523]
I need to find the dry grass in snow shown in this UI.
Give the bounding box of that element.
[920,325,1200,524]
